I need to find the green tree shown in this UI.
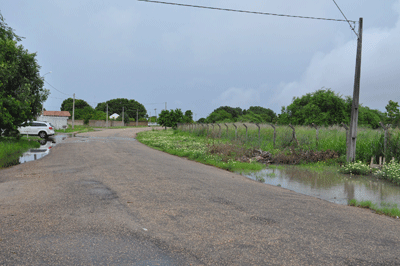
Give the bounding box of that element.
[245,106,276,122]
[0,12,49,136]
[184,110,193,123]
[158,108,184,129]
[237,111,264,123]
[211,106,243,121]
[95,98,146,120]
[206,109,233,123]
[60,98,91,113]
[385,100,400,125]
[278,88,347,126]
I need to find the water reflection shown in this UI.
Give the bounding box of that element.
[0,135,67,168]
[246,166,400,208]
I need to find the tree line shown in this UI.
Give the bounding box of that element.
[197,89,399,129]
[60,98,147,124]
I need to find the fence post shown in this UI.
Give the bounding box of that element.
[311,123,319,149]
[217,124,221,138]
[233,123,238,140]
[256,123,260,146]
[224,123,229,137]
[243,123,248,141]
[288,124,299,146]
[379,122,391,155]
[341,123,350,161]
[270,124,276,148]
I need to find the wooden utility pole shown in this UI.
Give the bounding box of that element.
[136,109,138,126]
[348,17,363,162]
[122,107,124,127]
[106,104,108,129]
[72,93,75,130]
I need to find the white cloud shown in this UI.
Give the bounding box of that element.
[271,1,400,111]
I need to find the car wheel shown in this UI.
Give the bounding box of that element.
[39,131,47,139]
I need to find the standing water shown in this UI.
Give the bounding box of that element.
[245,166,400,208]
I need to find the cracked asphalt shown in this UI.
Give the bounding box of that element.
[1,127,400,265]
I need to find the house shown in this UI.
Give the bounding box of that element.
[37,111,71,130]
[109,113,120,119]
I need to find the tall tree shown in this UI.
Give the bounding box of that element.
[158,109,184,129]
[0,12,49,136]
[95,98,147,120]
[385,100,400,125]
[60,98,91,112]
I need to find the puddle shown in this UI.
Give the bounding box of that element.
[1,135,68,168]
[245,166,400,208]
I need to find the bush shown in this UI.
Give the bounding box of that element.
[374,159,400,185]
[339,161,371,175]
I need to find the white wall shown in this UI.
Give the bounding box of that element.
[37,116,68,130]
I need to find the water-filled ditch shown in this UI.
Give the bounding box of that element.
[245,166,400,208]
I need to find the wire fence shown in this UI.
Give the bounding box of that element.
[177,122,400,164]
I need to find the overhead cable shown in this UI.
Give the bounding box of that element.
[138,0,357,23]
[44,80,72,96]
[332,0,358,37]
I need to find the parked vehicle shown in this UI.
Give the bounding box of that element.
[18,121,55,138]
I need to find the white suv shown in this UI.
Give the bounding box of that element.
[18,121,55,138]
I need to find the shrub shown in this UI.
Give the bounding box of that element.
[339,161,371,175]
[374,159,400,185]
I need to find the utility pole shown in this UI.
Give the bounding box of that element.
[348,17,363,162]
[106,104,108,129]
[136,109,138,127]
[154,108,157,122]
[165,102,167,110]
[122,107,124,127]
[72,93,75,130]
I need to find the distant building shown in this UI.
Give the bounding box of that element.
[109,113,120,119]
[37,111,71,130]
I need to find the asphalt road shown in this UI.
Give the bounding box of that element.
[1,127,399,265]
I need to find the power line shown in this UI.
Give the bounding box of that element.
[44,80,72,96]
[138,0,357,23]
[332,0,358,37]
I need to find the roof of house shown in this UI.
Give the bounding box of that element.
[42,111,71,117]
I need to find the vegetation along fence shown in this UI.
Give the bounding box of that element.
[177,122,400,164]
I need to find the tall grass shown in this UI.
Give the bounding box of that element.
[0,137,40,168]
[180,123,400,163]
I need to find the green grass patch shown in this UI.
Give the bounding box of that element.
[55,125,95,134]
[348,199,400,218]
[0,137,40,168]
[136,129,266,172]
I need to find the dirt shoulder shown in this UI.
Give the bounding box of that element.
[1,127,399,265]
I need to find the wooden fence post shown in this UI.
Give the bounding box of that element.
[379,122,391,155]
[341,123,350,162]
[243,123,248,141]
[256,123,261,146]
[217,124,221,138]
[233,123,238,140]
[271,124,276,148]
[288,124,299,146]
[224,123,229,137]
[311,123,319,149]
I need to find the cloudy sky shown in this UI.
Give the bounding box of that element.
[2,0,400,119]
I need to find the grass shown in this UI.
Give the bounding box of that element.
[348,199,400,218]
[55,125,95,134]
[136,129,266,172]
[0,136,41,168]
[180,123,400,164]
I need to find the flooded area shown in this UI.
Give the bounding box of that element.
[1,135,68,168]
[245,166,400,208]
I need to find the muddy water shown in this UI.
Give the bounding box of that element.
[245,166,400,208]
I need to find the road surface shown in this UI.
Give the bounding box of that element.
[1,127,399,265]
